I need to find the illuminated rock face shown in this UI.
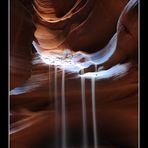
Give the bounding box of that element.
[102,0,138,69]
[33,0,129,53]
[10,0,138,148]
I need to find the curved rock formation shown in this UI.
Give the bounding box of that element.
[10,0,35,89]
[33,0,129,53]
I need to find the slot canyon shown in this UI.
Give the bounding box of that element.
[10,0,138,147]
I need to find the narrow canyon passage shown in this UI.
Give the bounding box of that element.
[10,0,138,147]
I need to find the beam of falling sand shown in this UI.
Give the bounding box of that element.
[91,77,98,148]
[54,66,60,148]
[61,68,67,148]
[81,69,88,148]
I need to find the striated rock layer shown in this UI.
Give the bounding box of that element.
[10,0,35,89]
[33,0,129,53]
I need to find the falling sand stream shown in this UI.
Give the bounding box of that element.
[81,69,88,148]
[61,68,67,148]
[54,66,59,148]
[91,77,98,148]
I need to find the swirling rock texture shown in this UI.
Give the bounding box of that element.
[10,0,34,89]
[10,0,138,148]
